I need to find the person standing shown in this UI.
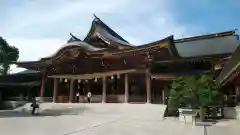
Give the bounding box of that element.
[76,91,80,103]
[87,91,92,103]
[30,98,39,115]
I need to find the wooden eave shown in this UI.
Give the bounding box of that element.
[0,81,41,87]
[154,53,231,64]
[90,35,177,58]
[216,45,240,85]
[48,69,140,79]
[151,70,211,80]
[16,36,176,69]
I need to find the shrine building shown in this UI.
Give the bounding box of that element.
[15,16,239,103]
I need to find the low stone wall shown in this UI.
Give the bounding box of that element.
[129,95,146,103]
[106,95,125,103]
[79,95,102,103]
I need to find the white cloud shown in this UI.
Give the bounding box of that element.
[8,38,65,73]
[0,0,193,73]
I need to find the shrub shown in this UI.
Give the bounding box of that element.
[168,75,223,109]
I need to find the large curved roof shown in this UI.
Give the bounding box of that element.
[83,15,133,49]
[15,15,239,71]
[175,30,239,58]
[41,40,104,60]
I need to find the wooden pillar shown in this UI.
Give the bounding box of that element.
[27,88,31,101]
[124,74,129,103]
[234,84,240,103]
[40,71,46,98]
[53,78,59,103]
[69,79,75,103]
[146,72,151,103]
[102,76,106,103]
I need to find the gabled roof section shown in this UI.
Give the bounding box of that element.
[84,15,132,49]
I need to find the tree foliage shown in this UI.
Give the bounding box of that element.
[168,75,223,109]
[0,37,19,75]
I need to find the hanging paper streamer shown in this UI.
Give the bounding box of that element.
[117,74,120,79]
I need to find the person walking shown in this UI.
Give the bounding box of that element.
[30,98,39,115]
[87,91,92,103]
[76,91,80,103]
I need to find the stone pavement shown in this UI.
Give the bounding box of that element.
[0,103,240,135]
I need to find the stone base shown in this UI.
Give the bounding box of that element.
[178,108,199,125]
[224,107,240,120]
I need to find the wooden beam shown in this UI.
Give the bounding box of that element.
[48,69,143,79]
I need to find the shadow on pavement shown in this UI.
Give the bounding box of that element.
[0,106,88,118]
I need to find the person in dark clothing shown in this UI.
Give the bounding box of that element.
[76,92,80,103]
[30,98,39,115]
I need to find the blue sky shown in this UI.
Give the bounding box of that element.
[0,0,239,73]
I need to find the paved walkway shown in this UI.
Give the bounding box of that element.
[0,103,240,135]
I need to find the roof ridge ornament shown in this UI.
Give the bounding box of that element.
[93,14,100,21]
[67,33,81,43]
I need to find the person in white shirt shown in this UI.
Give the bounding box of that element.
[87,91,92,103]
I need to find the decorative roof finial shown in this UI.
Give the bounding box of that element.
[93,14,100,21]
[67,33,81,43]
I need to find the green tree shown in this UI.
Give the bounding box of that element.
[0,37,19,75]
[168,75,223,120]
